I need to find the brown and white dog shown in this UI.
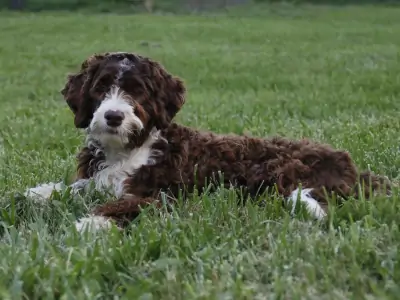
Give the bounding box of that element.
[25,52,391,231]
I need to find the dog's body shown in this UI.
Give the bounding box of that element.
[25,52,391,230]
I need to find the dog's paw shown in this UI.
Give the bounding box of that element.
[288,188,327,221]
[69,179,91,194]
[74,215,114,233]
[24,182,65,202]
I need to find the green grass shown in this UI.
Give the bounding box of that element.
[1,4,400,299]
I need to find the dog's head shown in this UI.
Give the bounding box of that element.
[61,52,186,148]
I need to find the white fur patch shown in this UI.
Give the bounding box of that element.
[116,58,134,81]
[74,215,113,232]
[24,182,64,201]
[89,86,144,148]
[93,128,161,198]
[24,179,91,202]
[288,188,327,220]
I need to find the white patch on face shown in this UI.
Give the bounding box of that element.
[74,215,114,232]
[89,86,144,148]
[93,128,161,198]
[288,188,327,220]
[116,58,134,81]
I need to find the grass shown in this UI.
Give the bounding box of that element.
[1,3,400,299]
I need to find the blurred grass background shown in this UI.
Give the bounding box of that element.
[3,0,400,13]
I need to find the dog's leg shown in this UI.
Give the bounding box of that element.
[24,181,66,202]
[276,149,361,220]
[287,187,327,220]
[74,215,115,232]
[272,162,328,220]
[74,195,160,232]
[69,178,92,193]
[24,178,91,202]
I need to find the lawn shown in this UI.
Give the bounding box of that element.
[1,3,400,299]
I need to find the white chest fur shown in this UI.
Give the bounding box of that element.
[93,131,160,198]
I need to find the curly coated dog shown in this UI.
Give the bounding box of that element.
[25,52,391,231]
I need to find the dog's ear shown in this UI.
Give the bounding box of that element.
[147,60,186,129]
[163,75,186,127]
[60,72,84,116]
[61,54,106,128]
[80,53,108,71]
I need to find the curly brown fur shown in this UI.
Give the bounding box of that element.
[61,51,391,228]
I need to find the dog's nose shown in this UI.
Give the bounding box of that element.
[104,110,125,127]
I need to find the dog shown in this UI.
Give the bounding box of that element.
[25,51,391,231]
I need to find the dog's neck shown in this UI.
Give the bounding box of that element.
[85,127,162,167]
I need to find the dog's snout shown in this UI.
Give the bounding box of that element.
[104,110,125,127]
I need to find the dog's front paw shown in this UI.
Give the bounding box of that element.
[74,215,115,233]
[24,182,65,202]
[69,179,91,194]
